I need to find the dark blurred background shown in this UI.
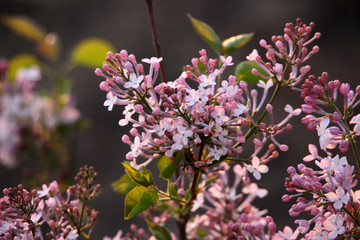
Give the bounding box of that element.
[1,0,360,238]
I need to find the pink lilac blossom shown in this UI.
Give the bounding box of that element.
[0,166,100,239]
[299,71,360,153]
[95,47,303,171]
[283,147,360,239]
[0,59,80,169]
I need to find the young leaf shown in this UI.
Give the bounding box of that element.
[146,218,172,240]
[112,174,137,194]
[158,152,181,180]
[235,61,270,83]
[222,32,254,55]
[124,186,159,219]
[0,15,46,42]
[122,162,154,187]
[168,181,180,199]
[7,54,40,82]
[187,14,222,55]
[71,38,115,68]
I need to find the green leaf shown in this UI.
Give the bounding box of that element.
[235,61,270,83]
[122,162,154,187]
[158,152,181,180]
[125,186,159,219]
[222,32,254,55]
[196,228,207,238]
[112,174,137,194]
[1,15,46,42]
[204,175,218,187]
[168,181,180,199]
[156,202,170,211]
[7,54,40,82]
[146,218,172,240]
[187,14,222,55]
[71,38,115,68]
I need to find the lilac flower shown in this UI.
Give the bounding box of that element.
[124,73,144,89]
[325,187,349,210]
[303,144,320,162]
[104,91,118,111]
[323,214,345,239]
[273,226,300,240]
[316,118,335,150]
[246,156,269,180]
[172,126,193,151]
[350,114,360,135]
[142,57,163,68]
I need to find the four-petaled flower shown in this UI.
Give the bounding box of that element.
[124,73,144,89]
[104,92,118,111]
[325,187,349,210]
[323,214,345,239]
[246,156,269,180]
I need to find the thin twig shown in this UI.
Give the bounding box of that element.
[144,0,167,83]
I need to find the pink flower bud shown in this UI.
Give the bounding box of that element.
[301,104,313,114]
[340,83,350,95]
[102,62,110,71]
[199,56,207,64]
[99,81,110,91]
[199,49,207,56]
[94,68,103,76]
[287,166,296,175]
[259,39,267,47]
[191,58,198,66]
[120,50,128,59]
[137,64,144,72]
[107,51,114,59]
[275,40,283,50]
[228,75,237,84]
[280,144,289,152]
[312,45,319,53]
[130,128,138,136]
[289,209,300,217]
[239,81,247,89]
[134,104,143,112]
[251,89,258,98]
[282,194,291,202]
[128,54,136,62]
[251,68,259,75]
[122,134,130,144]
[266,104,273,113]
[177,189,185,196]
[244,223,253,233]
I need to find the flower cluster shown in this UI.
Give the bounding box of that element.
[282,145,360,239]
[95,48,303,179]
[247,18,319,87]
[187,162,277,239]
[300,72,360,153]
[0,58,80,173]
[93,18,323,240]
[0,166,100,239]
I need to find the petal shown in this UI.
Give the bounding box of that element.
[325,192,338,202]
[257,165,269,173]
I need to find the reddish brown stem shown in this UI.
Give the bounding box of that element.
[144,0,167,83]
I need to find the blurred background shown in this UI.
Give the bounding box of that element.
[1,0,360,238]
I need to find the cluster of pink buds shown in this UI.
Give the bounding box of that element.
[95,47,299,174]
[248,18,320,87]
[0,166,100,239]
[187,162,278,239]
[282,145,360,239]
[300,72,360,153]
